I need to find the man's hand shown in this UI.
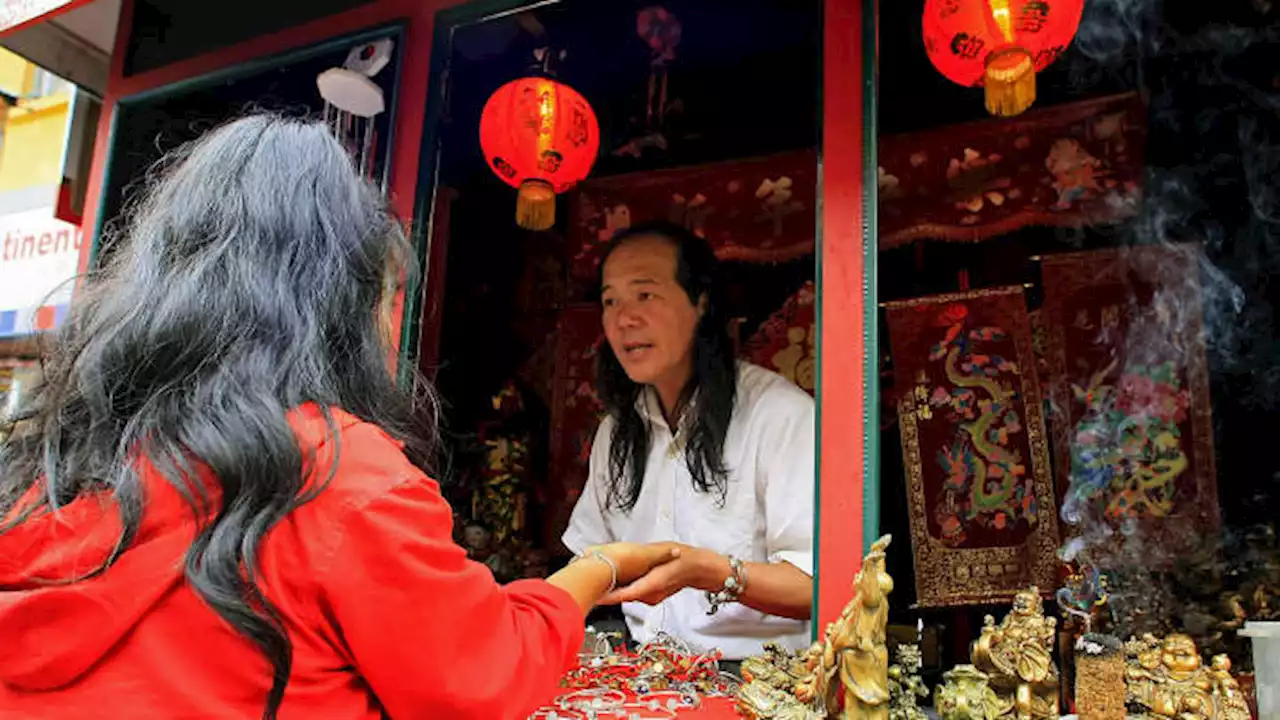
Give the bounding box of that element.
[598,543,727,606]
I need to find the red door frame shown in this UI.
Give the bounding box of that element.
[76,0,877,634]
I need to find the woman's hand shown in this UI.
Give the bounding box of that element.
[598,543,726,606]
[590,542,683,587]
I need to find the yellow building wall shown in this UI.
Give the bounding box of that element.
[0,48,31,96]
[0,48,72,195]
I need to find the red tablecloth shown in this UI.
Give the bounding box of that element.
[679,698,740,719]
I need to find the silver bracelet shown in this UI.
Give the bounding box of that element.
[575,549,618,594]
[705,555,747,616]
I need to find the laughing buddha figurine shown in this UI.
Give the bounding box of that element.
[971,587,1059,720]
[1124,633,1250,720]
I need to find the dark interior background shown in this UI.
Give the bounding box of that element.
[123,0,379,76]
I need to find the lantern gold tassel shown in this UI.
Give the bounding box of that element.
[516,180,556,231]
[983,47,1036,117]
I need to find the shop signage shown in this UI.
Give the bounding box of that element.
[0,208,80,337]
[0,0,89,35]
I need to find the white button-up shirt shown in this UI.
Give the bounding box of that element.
[562,362,815,660]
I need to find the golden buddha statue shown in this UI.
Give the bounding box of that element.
[1124,633,1250,720]
[971,587,1059,720]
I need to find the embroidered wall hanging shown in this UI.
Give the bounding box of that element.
[741,281,816,396]
[886,286,1060,607]
[568,150,817,288]
[546,304,607,554]
[878,92,1145,249]
[1040,245,1219,563]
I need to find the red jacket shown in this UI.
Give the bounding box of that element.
[0,406,584,719]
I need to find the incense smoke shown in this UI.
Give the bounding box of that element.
[1055,0,1280,644]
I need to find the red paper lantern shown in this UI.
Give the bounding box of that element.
[923,0,1085,117]
[479,77,600,231]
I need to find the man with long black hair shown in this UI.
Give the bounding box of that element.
[563,221,815,660]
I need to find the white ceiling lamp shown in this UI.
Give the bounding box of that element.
[318,38,395,181]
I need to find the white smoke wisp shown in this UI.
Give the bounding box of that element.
[1053,0,1280,640]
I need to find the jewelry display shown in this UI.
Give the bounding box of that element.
[559,689,627,713]
[636,690,699,710]
[706,555,748,615]
[616,704,678,720]
[527,632,742,719]
[529,710,586,720]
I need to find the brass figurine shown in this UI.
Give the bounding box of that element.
[737,679,825,720]
[934,665,1000,720]
[826,534,894,720]
[1124,633,1250,720]
[888,644,928,720]
[742,642,814,691]
[971,587,1060,720]
[738,535,895,720]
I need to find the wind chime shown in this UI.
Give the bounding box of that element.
[922,0,1085,117]
[479,49,601,231]
[316,38,394,182]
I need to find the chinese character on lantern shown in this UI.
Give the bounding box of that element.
[479,77,601,231]
[923,0,1085,117]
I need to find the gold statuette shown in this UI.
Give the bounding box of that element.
[1124,633,1250,720]
[935,665,1000,720]
[971,587,1060,720]
[738,535,895,720]
[888,644,928,720]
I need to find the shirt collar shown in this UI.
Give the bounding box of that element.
[636,385,699,436]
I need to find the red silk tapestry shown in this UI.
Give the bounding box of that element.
[1040,246,1219,561]
[740,281,817,396]
[878,92,1145,249]
[568,151,817,283]
[546,305,607,555]
[886,287,1060,607]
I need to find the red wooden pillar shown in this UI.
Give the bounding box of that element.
[816,0,878,630]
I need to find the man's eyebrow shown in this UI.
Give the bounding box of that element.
[601,277,661,292]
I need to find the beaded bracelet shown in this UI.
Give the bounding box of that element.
[528,709,585,720]
[614,703,678,720]
[635,690,700,711]
[704,555,747,615]
[557,688,627,713]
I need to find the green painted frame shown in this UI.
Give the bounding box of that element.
[862,0,881,553]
